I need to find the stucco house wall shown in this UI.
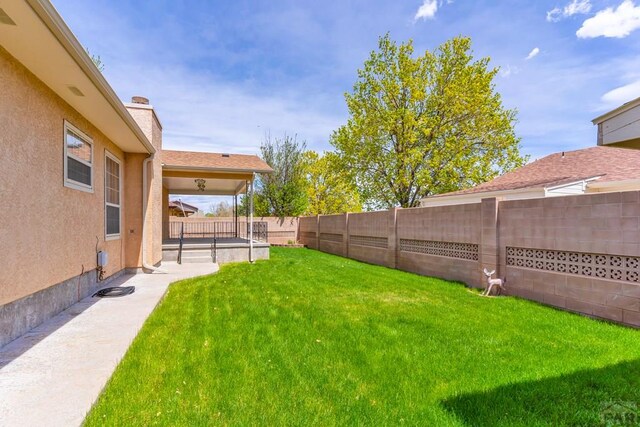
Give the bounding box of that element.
[0,45,130,305]
[0,41,169,346]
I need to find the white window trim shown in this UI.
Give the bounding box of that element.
[63,120,94,193]
[105,150,122,241]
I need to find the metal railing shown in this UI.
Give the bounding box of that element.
[166,221,268,242]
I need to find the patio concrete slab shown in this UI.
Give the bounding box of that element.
[0,262,218,427]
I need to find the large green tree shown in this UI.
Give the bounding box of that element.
[303,151,362,215]
[251,133,308,217]
[331,35,527,209]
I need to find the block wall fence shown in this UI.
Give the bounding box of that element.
[298,192,640,327]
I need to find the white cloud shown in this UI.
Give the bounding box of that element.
[601,80,640,107]
[108,63,343,155]
[414,0,438,20]
[565,0,592,16]
[547,0,592,22]
[577,0,640,38]
[525,47,540,60]
[498,64,521,78]
[499,66,513,78]
[547,7,562,22]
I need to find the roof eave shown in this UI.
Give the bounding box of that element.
[421,186,544,203]
[26,0,155,154]
[592,96,640,125]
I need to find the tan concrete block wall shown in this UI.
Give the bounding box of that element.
[397,204,482,286]
[318,214,347,256]
[0,46,126,304]
[398,252,480,285]
[500,191,640,327]
[298,216,318,249]
[347,211,391,267]
[397,204,481,243]
[480,198,501,284]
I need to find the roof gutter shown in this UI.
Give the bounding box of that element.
[25,0,155,155]
[421,187,544,206]
[162,165,274,174]
[592,95,640,124]
[588,178,640,190]
[544,176,601,192]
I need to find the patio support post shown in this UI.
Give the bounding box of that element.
[249,174,254,262]
[234,194,238,238]
[245,181,249,237]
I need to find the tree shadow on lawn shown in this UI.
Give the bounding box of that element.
[441,359,640,426]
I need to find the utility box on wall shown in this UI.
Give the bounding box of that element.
[97,251,108,267]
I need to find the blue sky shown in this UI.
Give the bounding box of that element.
[53,0,640,210]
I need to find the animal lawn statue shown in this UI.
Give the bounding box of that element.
[483,268,506,296]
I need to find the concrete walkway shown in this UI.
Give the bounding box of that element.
[0,262,218,427]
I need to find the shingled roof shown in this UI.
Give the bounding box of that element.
[168,200,198,213]
[430,146,640,198]
[161,150,273,173]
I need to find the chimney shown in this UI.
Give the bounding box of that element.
[125,96,162,151]
[131,96,149,105]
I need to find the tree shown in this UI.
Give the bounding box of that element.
[206,201,233,217]
[253,133,308,217]
[330,35,527,209]
[303,151,362,215]
[86,48,105,72]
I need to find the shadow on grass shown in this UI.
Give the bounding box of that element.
[442,359,640,426]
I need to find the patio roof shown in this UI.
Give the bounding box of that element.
[161,149,272,195]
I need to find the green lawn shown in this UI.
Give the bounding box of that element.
[85,248,640,426]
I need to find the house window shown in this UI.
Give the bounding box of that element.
[64,121,93,192]
[105,152,121,239]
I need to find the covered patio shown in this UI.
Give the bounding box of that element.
[161,150,273,264]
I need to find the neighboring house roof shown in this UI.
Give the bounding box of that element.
[168,201,198,213]
[161,150,274,173]
[426,146,640,200]
[0,0,154,154]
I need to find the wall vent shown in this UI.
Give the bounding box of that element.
[68,86,85,97]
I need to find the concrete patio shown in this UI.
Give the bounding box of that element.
[0,262,218,427]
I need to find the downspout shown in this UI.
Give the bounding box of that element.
[142,154,166,273]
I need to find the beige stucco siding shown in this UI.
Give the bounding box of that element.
[0,46,129,304]
[123,153,145,268]
[125,105,163,265]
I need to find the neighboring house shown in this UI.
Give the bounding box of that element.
[421,146,640,207]
[593,95,640,148]
[0,1,271,347]
[421,97,640,207]
[168,200,199,217]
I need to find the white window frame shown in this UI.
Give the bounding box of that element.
[63,120,94,193]
[104,150,122,240]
